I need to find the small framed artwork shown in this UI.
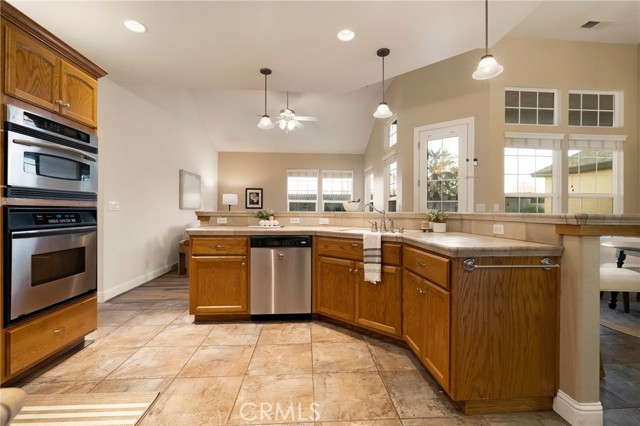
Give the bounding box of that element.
[245,188,263,209]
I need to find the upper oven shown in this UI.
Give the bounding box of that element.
[4,104,98,201]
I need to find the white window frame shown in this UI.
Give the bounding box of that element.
[503,132,563,214]
[385,114,398,149]
[383,150,399,212]
[321,170,354,212]
[414,117,474,213]
[364,166,374,203]
[568,90,623,128]
[287,169,319,212]
[505,87,559,126]
[567,134,625,214]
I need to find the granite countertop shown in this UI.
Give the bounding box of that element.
[186,226,563,258]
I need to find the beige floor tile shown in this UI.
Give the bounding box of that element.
[18,379,98,394]
[248,344,312,375]
[320,421,402,426]
[179,345,254,377]
[40,346,139,381]
[257,322,311,345]
[150,300,189,310]
[313,372,397,421]
[91,325,164,348]
[482,412,569,426]
[402,417,489,426]
[311,321,365,343]
[228,374,316,424]
[98,302,152,312]
[139,377,243,426]
[203,323,263,345]
[171,309,195,325]
[380,370,454,418]
[97,310,139,326]
[108,346,197,379]
[313,342,377,373]
[90,378,173,393]
[84,326,117,341]
[124,309,184,326]
[366,338,419,372]
[147,324,214,347]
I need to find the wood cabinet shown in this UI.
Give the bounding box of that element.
[315,237,402,337]
[189,237,249,316]
[3,24,99,127]
[4,295,97,379]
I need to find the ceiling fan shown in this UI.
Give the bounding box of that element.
[274,92,318,132]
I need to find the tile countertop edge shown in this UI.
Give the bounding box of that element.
[186,227,563,258]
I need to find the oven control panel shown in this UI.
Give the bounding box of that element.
[33,212,81,225]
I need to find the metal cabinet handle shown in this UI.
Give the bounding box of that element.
[353,269,359,274]
[63,102,71,109]
[349,268,353,273]
[53,327,66,335]
[215,245,225,249]
[241,262,246,267]
[55,99,64,105]
[351,243,359,247]
[417,262,427,267]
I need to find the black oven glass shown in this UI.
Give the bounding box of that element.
[31,247,86,286]
[24,152,90,181]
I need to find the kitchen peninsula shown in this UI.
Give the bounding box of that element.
[187,216,564,415]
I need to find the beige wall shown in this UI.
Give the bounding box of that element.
[218,152,364,212]
[364,38,639,214]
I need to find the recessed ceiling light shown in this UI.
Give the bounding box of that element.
[337,29,355,42]
[123,19,147,33]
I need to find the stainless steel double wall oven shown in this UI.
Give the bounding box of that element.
[3,105,98,326]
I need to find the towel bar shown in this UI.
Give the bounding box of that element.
[463,257,559,272]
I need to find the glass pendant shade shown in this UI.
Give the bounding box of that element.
[373,102,393,119]
[287,120,296,131]
[258,115,274,129]
[472,55,504,80]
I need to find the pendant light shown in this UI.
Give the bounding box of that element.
[257,68,274,129]
[472,0,503,80]
[373,48,393,119]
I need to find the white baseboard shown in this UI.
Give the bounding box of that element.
[553,390,603,426]
[98,262,177,303]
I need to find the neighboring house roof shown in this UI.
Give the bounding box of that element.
[531,151,613,177]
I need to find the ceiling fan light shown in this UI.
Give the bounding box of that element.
[373,102,393,119]
[258,115,274,129]
[279,120,287,130]
[287,120,296,131]
[472,54,504,80]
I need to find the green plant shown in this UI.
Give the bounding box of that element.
[254,210,270,220]
[347,198,361,203]
[424,209,447,222]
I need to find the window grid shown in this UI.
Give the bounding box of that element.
[388,161,397,212]
[504,147,554,213]
[568,92,615,127]
[388,120,398,148]
[322,171,353,212]
[287,170,318,212]
[567,149,614,214]
[505,88,557,125]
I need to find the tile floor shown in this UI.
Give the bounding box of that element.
[15,272,582,425]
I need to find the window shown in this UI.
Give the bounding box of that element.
[364,167,374,203]
[567,134,625,214]
[568,91,621,127]
[504,133,563,213]
[505,88,557,125]
[384,151,398,212]
[287,170,318,211]
[386,117,398,148]
[321,170,353,211]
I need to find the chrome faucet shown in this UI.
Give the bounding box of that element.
[363,202,387,233]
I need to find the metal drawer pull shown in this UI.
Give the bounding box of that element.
[215,245,225,249]
[351,243,359,247]
[417,262,427,267]
[349,268,353,273]
[463,257,559,272]
[353,269,359,274]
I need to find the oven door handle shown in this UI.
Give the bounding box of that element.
[11,226,97,239]
[12,138,97,162]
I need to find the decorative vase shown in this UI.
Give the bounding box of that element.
[432,222,447,233]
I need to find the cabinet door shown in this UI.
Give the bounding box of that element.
[423,280,450,392]
[190,256,248,314]
[355,264,402,336]
[4,26,60,111]
[60,62,98,127]
[402,270,426,356]
[316,256,355,321]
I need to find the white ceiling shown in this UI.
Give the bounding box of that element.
[9,1,640,154]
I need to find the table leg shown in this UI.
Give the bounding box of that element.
[615,249,627,268]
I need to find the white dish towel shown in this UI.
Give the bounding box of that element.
[363,231,382,283]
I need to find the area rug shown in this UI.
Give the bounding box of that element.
[12,392,158,425]
[600,297,640,338]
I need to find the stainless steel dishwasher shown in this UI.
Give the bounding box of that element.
[250,235,312,317]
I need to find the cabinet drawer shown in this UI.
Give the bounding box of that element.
[382,243,402,266]
[317,237,363,261]
[191,237,247,255]
[403,246,450,289]
[6,296,97,376]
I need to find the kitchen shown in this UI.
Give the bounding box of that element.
[1,1,639,426]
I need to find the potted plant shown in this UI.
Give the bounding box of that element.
[425,209,448,233]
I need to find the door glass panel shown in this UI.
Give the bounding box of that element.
[425,136,459,212]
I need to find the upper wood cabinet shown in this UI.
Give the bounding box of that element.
[4,25,99,127]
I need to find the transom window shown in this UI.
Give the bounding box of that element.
[387,118,398,148]
[287,170,318,212]
[383,151,398,212]
[568,91,619,127]
[322,170,353,212]
[505,88,557,125]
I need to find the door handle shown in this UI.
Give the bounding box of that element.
[277,252,285,259]
[13,138,97,162]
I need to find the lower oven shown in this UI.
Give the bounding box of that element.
[3,206,97,326]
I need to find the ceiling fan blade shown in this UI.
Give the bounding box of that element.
[294,121,305,129]
[295,116,319,121]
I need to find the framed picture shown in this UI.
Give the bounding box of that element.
[245,188,263,209]
[179,169,201,209]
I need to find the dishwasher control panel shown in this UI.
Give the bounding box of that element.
[250,235,312,248]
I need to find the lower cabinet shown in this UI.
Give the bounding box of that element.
[316,256,355,321]
[189,237,249,316]
[355,264,401,336]
[402,269,450,391]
